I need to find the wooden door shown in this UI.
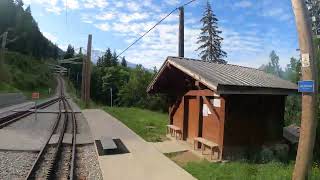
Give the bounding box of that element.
[187,97,198,141]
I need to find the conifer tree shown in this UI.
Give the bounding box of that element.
[121,56,127,67]
[103,48,112,67]
[197,1,227,63]
[111,50,118,66]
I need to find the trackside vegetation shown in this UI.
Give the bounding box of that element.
[0,51,56,99]
[182,160,320,180]
[104,107,167,142]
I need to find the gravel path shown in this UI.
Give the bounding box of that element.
[76,144,103,180]
[0,150,37,179]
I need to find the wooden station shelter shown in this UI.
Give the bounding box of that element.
[147,56,298,159]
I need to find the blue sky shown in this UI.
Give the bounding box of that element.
[23,0,299,69]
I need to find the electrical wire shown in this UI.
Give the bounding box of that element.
[116,0,198,58]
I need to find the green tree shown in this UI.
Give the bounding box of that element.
[102,48,112,67]
[64,45,75,59]
[121,56,127,67]
[196,0,227,63]
[259,51,283,77]
[283,57,301,126]
[111,50,118,66]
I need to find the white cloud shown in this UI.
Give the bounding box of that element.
[127,1,140,11]
[164,0,180,6]
[119,12,149,23]
[235,1,252,8]
[64,0,80,10]
[114,1,124,7]
[43,32,58,43]
[95,12,114,20]
[95,23,110,31]
[262,7,291,21]
[46,6,62,15]
[81,14,93,23]
[83,0,109,9]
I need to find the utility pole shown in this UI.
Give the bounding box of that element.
[85,34,92,107]
[178,6,184,57]
[81,55,86,101]
[291,0,318,179]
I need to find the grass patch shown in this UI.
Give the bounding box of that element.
[0,82,19,93]
[104,107,168,142]
[182,160,320,180]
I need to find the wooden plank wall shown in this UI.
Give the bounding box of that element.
[223,95,285,147]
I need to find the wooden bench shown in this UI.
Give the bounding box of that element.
[166,125,182,140]
[194,137,219,160]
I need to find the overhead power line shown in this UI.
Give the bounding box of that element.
[116,0,197,58]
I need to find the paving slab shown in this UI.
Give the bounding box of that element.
[0,129,48,151]
[82,109,196,180]
[151,140,190,154]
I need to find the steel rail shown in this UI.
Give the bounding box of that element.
[24,98,64,180]
[0,97,61,128]
[47,97,68,180]
[64,96,77,180]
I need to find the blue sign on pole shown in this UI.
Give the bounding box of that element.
[298,80,315,93]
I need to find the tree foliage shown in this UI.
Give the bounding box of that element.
[196,1,227,63]
[0,0,61,59]
[260,51,302,126]
[89,48,167,111]
[260,51,283,77]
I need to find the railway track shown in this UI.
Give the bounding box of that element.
[0,76,78,179]
[0,97,61,128]
[24,77,77,180]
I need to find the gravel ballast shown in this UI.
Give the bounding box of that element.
[0,150,37,179]
[76,144,103,180]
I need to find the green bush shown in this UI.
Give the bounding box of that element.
[1,51,56,95]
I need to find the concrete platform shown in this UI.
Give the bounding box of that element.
[151,140,189,154]
[83,109,196,180]
[0,129,48,151]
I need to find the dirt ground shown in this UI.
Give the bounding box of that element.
[166,151,202,166]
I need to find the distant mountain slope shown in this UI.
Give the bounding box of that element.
[0,0,61,59]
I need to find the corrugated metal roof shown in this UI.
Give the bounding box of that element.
[167,56,298,90]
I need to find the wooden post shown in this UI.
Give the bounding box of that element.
[291,0,318,179]
[178,7,184,57]
[81,56,86,101]
[85,34,92,107]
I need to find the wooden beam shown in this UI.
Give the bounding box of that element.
[169,97,182,123]
[185,89,215,97]
[202,96,220,120]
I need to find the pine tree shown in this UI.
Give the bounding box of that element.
[111,50,118,66]
[102,48,112,67]
[121,56,127,67]
[197,1,227,63]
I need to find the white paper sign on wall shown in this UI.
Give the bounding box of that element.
[202,104,212,116]
[301,53,310,68]
[203,104,208,116]
[211,99,221,107]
